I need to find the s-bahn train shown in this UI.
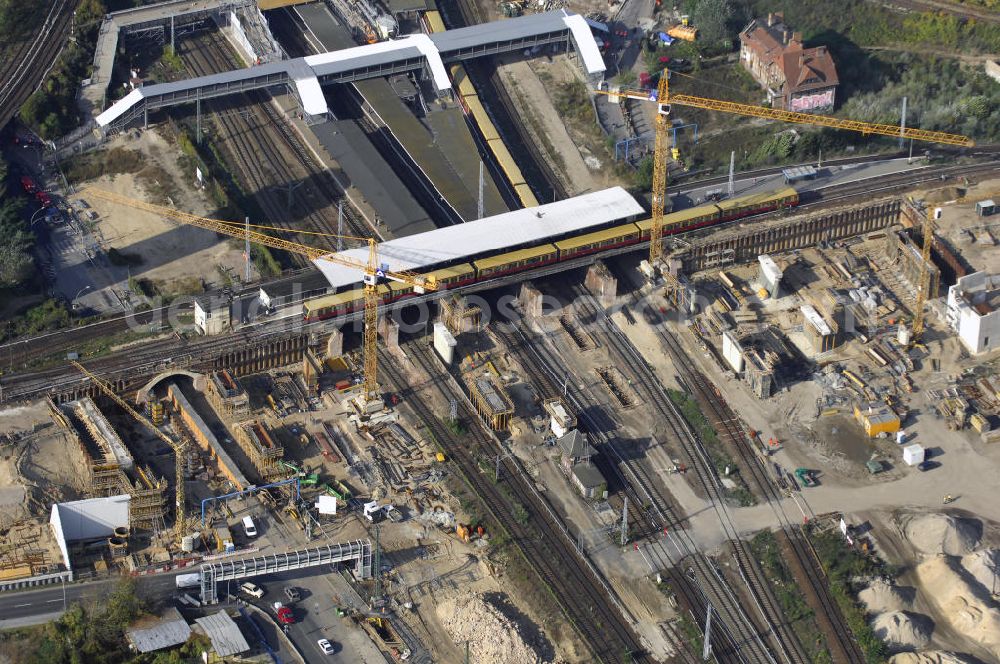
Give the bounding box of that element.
[302,187,799,321]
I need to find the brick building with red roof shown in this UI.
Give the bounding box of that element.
[738,13,839,113]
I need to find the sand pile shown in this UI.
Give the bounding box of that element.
[860,578,913,614]
[872,611,932,650]
[437,594,550,664]
[915,555,1000,659]
[960,549,1000,594]
[904,514,981,556]
[890,652,976,664]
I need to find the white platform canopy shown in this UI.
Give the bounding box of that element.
[313,186,643,289]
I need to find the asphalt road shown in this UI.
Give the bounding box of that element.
[0,570,180,628]
[0,556,387,663]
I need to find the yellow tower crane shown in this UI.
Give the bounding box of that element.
[70,360,190,538]
[79,188,437,414]
[601,70,974,303]
[911,205,941,342]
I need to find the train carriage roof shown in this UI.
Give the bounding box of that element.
[314,187,643,289]
[715,187,797,212]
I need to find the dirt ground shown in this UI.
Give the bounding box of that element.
[79,129,250,295]
[926,176,1000,275]
[0,401,88,573]
[495,53,623,197]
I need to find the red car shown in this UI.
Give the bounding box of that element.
[35,191,53,207]
[274,602,294,625]
[20,176,37,193]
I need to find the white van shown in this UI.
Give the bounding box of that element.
[240,582,264,598]
[242,516,257,538]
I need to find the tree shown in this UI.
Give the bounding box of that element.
[691,0,733,45]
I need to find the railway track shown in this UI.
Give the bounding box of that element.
[379,343,647,663]
[634,289,867,664]
[436,1,565,205]
[0,0,73,127]
[490,313,776,664]
[178,31,373,253]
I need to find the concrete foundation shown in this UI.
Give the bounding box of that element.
[519,282,544,320]
[327,329,344,358]
[378,317,400,354]
[585,261,617,307]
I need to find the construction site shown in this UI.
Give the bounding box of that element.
[1,0,999,661]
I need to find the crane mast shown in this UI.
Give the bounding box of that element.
[71,360,189,538]
[80,188,437,416]
[599,70,973,301]
[911,207,938,341]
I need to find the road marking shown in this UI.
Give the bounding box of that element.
[45,599,62,603]
[13,603,31,607]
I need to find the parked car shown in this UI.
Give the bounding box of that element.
[918,460,940,472]
[273,602,294,625]
[35,191,53,207]
[20,176,37,193]
[284,586,301,602]
[239,582,264,598]
[317,639,336,655]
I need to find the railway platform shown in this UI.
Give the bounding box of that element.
[82,0,271,122]
[297,2,508,220]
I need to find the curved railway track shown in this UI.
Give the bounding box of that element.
[492,297,784,663]
[380,343,647,663]
[636,293,867,664]
[436,0,565,204]
[0,0,73,127]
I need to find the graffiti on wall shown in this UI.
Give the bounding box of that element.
[790,89,834,111]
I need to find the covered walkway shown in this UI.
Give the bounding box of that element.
[96,10,606,131]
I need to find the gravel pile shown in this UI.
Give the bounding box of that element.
[916,555,1000,660]
[904,514,981,556]
[860,578,913,614]
[872,611,932,650]
[960,548,1000,594]
[890,652,977,664]
[437,594,549,664]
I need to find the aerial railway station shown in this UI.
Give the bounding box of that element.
[3,0,997,662]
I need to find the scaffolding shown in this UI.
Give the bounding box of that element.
[60,399,169,532]
[233,420,284,480]
[206,370,250,417]
[469,373,514,431]
[441,294,482,335]
[128,465,169,532]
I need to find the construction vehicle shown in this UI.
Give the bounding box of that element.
[80,188,437,418]
[279,460,321,486]
[597,71,972,307]
[666,17,697,42]
[71,360,190,540]
[794,468,818,488]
